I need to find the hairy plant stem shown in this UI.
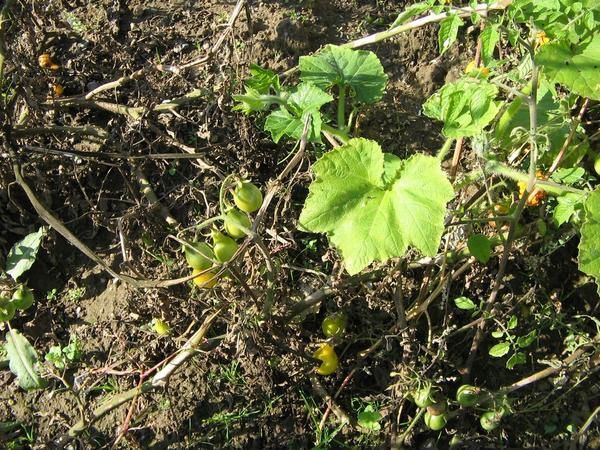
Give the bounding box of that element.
[337,85,346,132]
[321,123,349,143]
[487,162,586,196]
[464,37,540,381]
[343,2,511,49]
[437,137,454,161]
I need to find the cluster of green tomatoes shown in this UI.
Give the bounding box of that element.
[313,312,347,375]
[411,382,510,432]
[0,286,35,322]
[183,179,263,288]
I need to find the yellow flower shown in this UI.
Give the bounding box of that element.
[464,60,490,78]
[517,170,546,207]
[536,31,550,48]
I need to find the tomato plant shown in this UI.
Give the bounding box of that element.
[321,312,346,338]
[412,384,434,409]
[184,241,214,271]
[191,269,218,289]
[224,208,251,239]
[0,296,16,322]
[11,286,34,311]
[456,384,482,408]
[233,181,263,213]
[313,343,338,375]
[212,231,238,263]
[424,411,447,431]
[480,410,503,431]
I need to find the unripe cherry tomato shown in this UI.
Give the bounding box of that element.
[594,156,600,176]
[322,312,346,338]
[191,269,218,288]
[313,343,338,375]
[212,231,238,263]
[224,209,251,239]
[152,318,170,335]
[456,384,482,407]
[412,385,434,408]
[0,296,16,322]
[185,241,214,270]
[11,286,34,311]
[424,411,447,431]
[480,410,502,431]
[233,181,263,213]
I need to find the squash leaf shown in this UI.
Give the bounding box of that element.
[536,34,600,101]
[298,138,454,274]
[578,189,600,295]
[299,45,387,104]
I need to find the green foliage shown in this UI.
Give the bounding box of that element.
[578,189,600,295]
[45,336,82,370]
[299,138,454,274]
[264,83,332,143]
[553,192,585,226]
[468,233,493,263]
[489,316,538,369]
[357,404,382,432]
[5,330,46,390]
[454,296,477,311]
[480,24,500,66]
[422,79,500,138]
[536,35,600,101]
[509,0,598,42]
[299,45,387,104]
[5,227,46,281]
[234,45,386,143]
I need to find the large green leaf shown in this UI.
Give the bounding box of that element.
[299,45,387,104]
[536,35,600,100]
[264,83,332,143]
[578,189,600,295]
[298,138,454,274]
[5,330,46,390]
[423,79,500,138]
[6,227,46,281]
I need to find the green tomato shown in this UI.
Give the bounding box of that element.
[322,312,346,338]
[184,241,214,270]
[594,156,600,176]
[233,181,263,213]
[152,318,170,336]
[413,385,434,408]
[11,286,34,311]
[212,231,238,263]
[424,411,447,431]
[224,209,251,240]
[0,296,16,322]
[480,410,502,431]
[456,384,481,407]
